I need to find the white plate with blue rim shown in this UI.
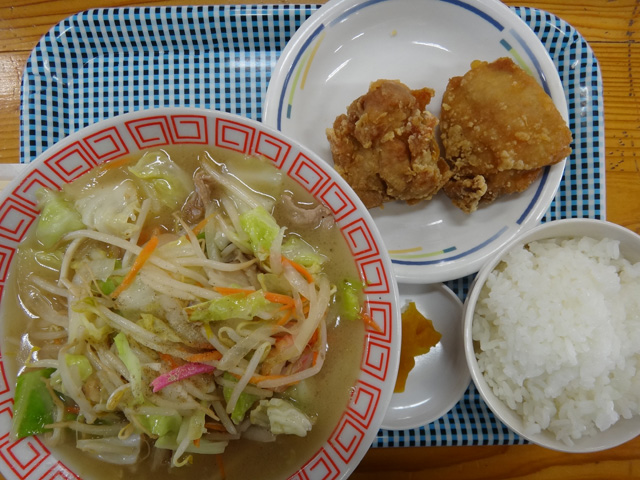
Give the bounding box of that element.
[263,0,568,284]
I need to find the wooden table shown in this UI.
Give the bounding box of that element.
[1,0,640,478]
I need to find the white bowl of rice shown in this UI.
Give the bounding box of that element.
[463,218,640,452]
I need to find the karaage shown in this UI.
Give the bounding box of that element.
[326,79,451,209]
[440,57,572,213]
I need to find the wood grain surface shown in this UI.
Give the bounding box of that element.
[1,0,640,479]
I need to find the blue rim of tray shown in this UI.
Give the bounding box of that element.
[19,4,604,448]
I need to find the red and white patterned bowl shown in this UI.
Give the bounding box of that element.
[0,107,400,480]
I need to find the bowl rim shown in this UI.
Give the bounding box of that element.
[463,218,640,452]
[0,106,401,480]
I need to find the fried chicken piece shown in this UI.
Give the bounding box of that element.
[444,168,543,214]
[326,79,451,209]
[440,57,572,213]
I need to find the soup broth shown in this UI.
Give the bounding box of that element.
[1,146,364,480]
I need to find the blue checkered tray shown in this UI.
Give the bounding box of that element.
[19,4,604,447]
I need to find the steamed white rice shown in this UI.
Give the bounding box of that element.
[473,236,640,445]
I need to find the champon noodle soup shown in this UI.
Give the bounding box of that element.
[1,145,367,479]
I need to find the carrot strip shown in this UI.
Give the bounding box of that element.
[213,286,295,306]
[193,438,201,448]
[306,328,320,347]
[65,405,80,415]
[192,213,215,235]
[205,423,228,432]
[263,291,295,306]
[216,455,227,480]
[137,226,162,246]
[99,156,131,172]
[213,286,254,296]
[186,351,222,363]
[283,257,314,283]
[111,235,159,298]
[228,371,287,385]
[159,353,180,370]
[361,311,382,333]
[248,373,287,384]
[276,307,293,326]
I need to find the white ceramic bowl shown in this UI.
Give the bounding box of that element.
[463,218,640,452]
[0,108,400,480]
[263,0,569,284]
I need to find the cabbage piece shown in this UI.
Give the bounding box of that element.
[97,276,123,296]
[257,273,292,296]
[137,412,181,437]
[113,332,144,404]
[203,203,223,261]
[10,368,56,440]
[129,150,192,212]
[76,434,142,465]
[285,380,315,407]
[222,372,259,424]
[201,151,277,213]
[239,206,281,261]
[189,290,279,322]
[72,179,140,238]
[75,249,119,296]
[49,354,93,395]
[113,278,161,317]
[160,409,217,466]
[223,153,283,206]
[155,236,197,261]
[249,398,312,437]
[65,354,93,380]
[80,249,118,282]
[69,298,114,343]
[337,278,365,322]
[138,313,183,343]
[35,189,85,248]
[282,236,327,273]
